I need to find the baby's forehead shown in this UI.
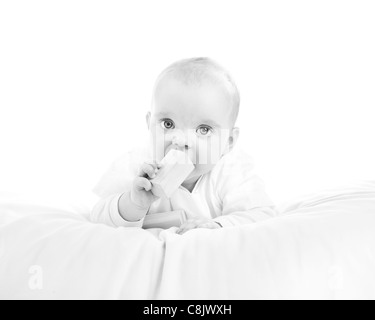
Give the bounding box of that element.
[156,73,227,94]
[155,76,231,103]
[152,72,238,127]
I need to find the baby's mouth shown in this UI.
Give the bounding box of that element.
[164,146,196,165]
[166,144,187,154]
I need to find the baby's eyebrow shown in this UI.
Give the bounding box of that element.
[200,119,221,128]
[155,112,173,117]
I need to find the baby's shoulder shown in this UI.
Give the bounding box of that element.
[213,147,255,174]
[206,147,256,198]
[208,147,255,186]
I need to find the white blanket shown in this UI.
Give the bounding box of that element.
[1,181,375,300]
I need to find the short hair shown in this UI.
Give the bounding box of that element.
[152,57,240,126]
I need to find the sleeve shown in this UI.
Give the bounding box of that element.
[89,150,146,228]
[213,149,278,228]
[90,193,145,228]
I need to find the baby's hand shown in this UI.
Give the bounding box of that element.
[131,160,163,209]
[177,217,222,235]
[119,160,164,222]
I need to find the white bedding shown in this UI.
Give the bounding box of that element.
[1,181,375,300]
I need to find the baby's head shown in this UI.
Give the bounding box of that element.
[146,57,240,186]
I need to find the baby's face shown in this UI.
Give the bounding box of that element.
[147,77,238,184]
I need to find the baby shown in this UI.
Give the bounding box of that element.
[91,57,276,234]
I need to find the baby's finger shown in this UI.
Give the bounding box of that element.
[177,226,194,235]
[145,160,158,169]
[133,177,153,192]
[139,163,157,179]
[154,160,163,169]
[198,222,218,229]
[181,219,200,229]
[177,220,199,235]
[196,222,211,229]
[146,159,163,170]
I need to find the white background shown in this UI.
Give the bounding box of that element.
[0,0,374,206]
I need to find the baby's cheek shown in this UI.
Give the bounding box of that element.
[196,138,223,166]
[209,147,223,165]
[148,132,166,161]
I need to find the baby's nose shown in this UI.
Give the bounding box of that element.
[170,130,193,150]
[172,136,190,150]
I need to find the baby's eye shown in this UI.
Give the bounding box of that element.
[197,126,212,137]
[160,119,175,130]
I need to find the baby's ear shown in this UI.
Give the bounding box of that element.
[231,127,240,148]
[146,112,151,130]
[222,127,240,156]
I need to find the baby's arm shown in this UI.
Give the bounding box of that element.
[213,150,277,228]
[90,161,162,228]
[176,207,276,234]
[90,193,141,227]
[213,173,277,228]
